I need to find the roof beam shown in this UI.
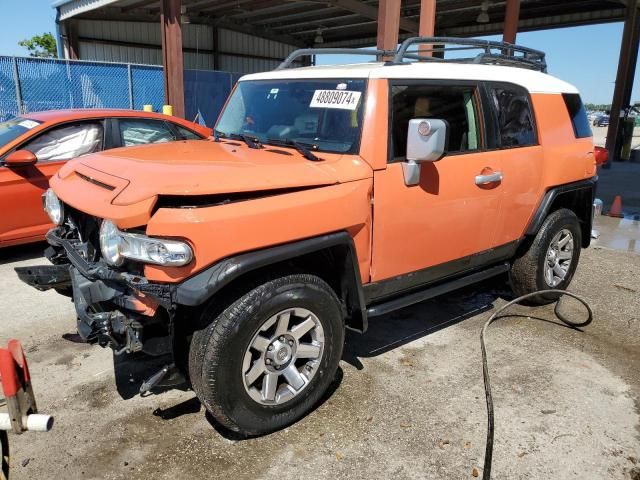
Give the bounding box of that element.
[121,0,158,12]
[271,13,362,31]
[228,1,318,20]
[326,0,419,33]
[294,20,377,35]
[211,17,307,47]
[253,6,344,25]
[444,8,626,36]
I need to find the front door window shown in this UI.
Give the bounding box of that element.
[23,122,103,162]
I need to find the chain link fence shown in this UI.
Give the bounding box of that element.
[0,56,238,126]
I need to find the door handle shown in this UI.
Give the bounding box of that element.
[475,171,503,185]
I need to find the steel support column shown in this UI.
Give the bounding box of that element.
[377,0,401,57]
[61,20,80,60]
[605,0,640,164]
[503,0,520,44]
[419,0,436,55]
[160,0,185,118]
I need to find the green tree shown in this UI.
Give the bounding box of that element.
[585,103,611,112]
[18,33,57,58]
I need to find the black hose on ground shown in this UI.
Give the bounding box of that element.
[480,289,593,480]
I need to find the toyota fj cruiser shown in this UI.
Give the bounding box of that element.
[17,38,597,436]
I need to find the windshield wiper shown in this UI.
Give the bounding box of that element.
[214,130,262,149]
[265,138,322,161]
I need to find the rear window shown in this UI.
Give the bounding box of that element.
[563,93,592,138]
[489,85,537,148]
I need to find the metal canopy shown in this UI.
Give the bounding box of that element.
[57,0,627,48]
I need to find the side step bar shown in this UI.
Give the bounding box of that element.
[367,263,510,317]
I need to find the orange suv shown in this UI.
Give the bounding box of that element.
[17,38,597,436]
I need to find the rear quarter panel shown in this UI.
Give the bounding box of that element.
[499,93,596,245]
[532,93,596,186]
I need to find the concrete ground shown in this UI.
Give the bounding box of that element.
[1,216,639,480]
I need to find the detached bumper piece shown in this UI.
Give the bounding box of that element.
[14,265,71,293]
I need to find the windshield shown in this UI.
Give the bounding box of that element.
[0,117,41,149]
[215,79,366,154]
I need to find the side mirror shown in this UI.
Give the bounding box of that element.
[402,119,449,186]
[4,150,37,167]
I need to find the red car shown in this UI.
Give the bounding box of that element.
[0,110,212,247]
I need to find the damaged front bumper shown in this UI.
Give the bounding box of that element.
[15,228,175,356]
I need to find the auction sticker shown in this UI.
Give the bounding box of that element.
[310,90,361,110]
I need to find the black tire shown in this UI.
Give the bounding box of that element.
[188,274,344,436]
[510,208,582,305]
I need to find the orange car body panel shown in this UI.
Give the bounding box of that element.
[51,143,374,282]
[45,79,595,289]
[0,110,211,247]
[144,179,373,283]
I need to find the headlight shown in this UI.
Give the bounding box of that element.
[100,220,124,266]
[100,220,193,267]
[43,189,64,225]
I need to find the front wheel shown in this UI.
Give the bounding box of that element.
[188,274,344,436]
[510,208,582,305]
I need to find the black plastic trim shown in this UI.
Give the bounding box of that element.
[175,231,368,330]
[364,240,518,303]
[525,178,597,245]
[367,263,509,317]
[14,264,71,292]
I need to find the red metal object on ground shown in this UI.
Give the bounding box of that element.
[0,340,52,479]
[0,340,39,434]
[0,340,30,399]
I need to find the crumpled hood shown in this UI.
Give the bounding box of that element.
[53,140,372,227]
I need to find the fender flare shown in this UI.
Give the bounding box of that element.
[525,178,596,248]
[175,231,369,332]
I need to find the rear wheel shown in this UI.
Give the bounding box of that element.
[510,208,582,305]
[188,274,344,435]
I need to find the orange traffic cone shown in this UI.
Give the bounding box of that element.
[609,195,624,218]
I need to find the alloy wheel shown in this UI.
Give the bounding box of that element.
[242,308,325,405]
[543,228,574,287]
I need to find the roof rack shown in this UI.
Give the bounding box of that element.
[275,37,547,73]
[276,48,394,70]
[393,37,547,72]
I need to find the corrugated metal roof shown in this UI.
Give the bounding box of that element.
[53,0,626,48]
[56,0,122,21]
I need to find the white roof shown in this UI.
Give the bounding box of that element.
[241,62,579,95]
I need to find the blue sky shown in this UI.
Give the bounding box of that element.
[0,1,636,105]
